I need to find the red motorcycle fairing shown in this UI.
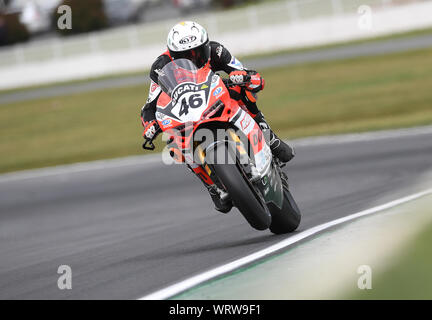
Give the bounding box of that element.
[155,59,271,183]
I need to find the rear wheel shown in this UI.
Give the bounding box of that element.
[212,163,271,231]
[268,186,301,234]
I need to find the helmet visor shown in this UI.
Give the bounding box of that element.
[171,41,210,69]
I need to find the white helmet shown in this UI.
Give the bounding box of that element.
[167,21,210,69]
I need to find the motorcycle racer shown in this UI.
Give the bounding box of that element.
[141,21,295,213]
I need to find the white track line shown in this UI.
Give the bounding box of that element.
[139,188,432,300]
[2,125,432,183]
[291,125,432,147]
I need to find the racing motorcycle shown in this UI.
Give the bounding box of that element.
[143,59,301,234]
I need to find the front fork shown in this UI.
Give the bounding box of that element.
[193,130,267,204]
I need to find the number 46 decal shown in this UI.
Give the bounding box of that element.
[179,93,204,117]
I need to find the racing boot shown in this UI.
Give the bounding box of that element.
[254,112,295,163]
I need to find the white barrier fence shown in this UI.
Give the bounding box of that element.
[0,0,431,89]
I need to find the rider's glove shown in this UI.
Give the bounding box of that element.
[229,70,250,85]
[244,71,265,93]
[143,120,159,140]
[229,70,265,93]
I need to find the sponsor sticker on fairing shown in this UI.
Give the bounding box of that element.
[240,115,251,130]
[254,144,272,175]
[213,87,223,97]
[162,119,172,127]
[234,111,254,135]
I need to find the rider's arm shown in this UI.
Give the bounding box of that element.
[141,54,171,126]
[141,80,163,141]
[209,41,246,74]
[141,80,161,125]
[210,41,264,93]
[141,54,172,142]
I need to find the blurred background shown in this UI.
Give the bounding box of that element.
[1,0,432,300]
[0,0,431,177]
[0,0,431,172]
[1,0,431,88]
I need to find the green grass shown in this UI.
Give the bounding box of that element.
[350,213,432,299]
[259,48,432,138]
[1,47,432,174]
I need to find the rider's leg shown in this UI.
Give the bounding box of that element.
[187,164,233,213]
[252,111,295,163]
[242,91,295,163]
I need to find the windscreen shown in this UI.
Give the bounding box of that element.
[158,59,203,96]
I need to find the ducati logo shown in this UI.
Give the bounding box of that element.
[172,82,201,103]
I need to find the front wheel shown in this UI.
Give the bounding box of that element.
[212,163,271,231]
[268,186,301,234]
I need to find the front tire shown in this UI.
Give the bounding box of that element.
[213,163,271,231]
[268,186,301,234]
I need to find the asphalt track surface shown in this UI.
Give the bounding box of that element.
[1,128,432,299]
[1,33,432,105]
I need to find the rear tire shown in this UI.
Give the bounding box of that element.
[213,163,271,231]
[268,186,301,234]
